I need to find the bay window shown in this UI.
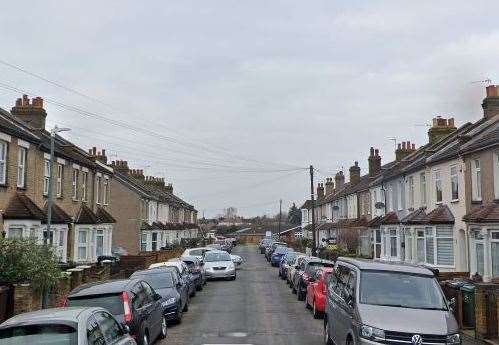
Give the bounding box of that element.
[152,232,158,251]
[434,170,442,203]
[472,159,482,201]
[8,227,23,239]
[140,233,147,252]
[77,230,88,261]
[389,229,398,258]
[16,147,26,188]
[436,226,454,266]
[416,228,425,263]
[373,229,381,259]
[450,165,459,201]
[96,230,104,257]
[425,227,435,264]
[491,231,499,278]
[413,226,454,266]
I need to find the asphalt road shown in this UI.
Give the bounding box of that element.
[164,244,324,345]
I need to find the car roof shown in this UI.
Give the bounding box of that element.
[337,257,435,276]
[68,279,139,297]
[131,268,174,277]
[306,258,334,265]
[0,307,101,328]
[180,255,200,262]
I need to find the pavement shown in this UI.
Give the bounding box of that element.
[163,244,484,345]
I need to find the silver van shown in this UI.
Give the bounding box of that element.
[324,258,460,345]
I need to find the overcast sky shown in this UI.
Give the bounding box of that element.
[0,1,498,218]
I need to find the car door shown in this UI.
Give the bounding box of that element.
[335,264,356,345]
[87,314,106,345]
[94,311,134,345]
[141,281,162,340]
[173,271,187,307]
[327,264,349,345]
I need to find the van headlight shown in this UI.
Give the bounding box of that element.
[446,333,461,345]
[360,325,385,341]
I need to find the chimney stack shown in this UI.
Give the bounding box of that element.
[316,183,325,200]
[368,147,382,176]
[165,183,173,193]
[428,116,457,144]
[482,85,499,119]
[335,170,345,190]
[111,160,129,173]
[395,140,417,161]
[325,177,335,196]
[11,95,47,129]
[349,161,361,185]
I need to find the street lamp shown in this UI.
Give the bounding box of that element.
[44,125,71,246]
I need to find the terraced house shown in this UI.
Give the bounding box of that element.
[109,161,198,255]
[304,85,499,279]
[0,95,115,263]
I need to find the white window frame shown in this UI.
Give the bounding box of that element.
[450,165,459,202]
[472,159,482,201]
[103,177,109,205]
[414,226,454,268]
[408,176,414,209]
[43,159,50,195]
[72,169,79,200]
[56,163,63,197]
[16,147,26,188]
[7,226,24,239]
[387,184,393,212]
[81,171,87,202]
[0,140,7,185]
[397,180,403,211]
[434,169,442,204]
[77,230,88,261]
[494,153,499,200]
[420,172,427,206]
[389,228,398,259]
[96,175,102,205]
[140,233,147,252]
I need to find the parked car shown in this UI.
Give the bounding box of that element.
[150,260,196,298]
[0,307,137,345]
[288,254,309,289]
[324,258,459,345]
[265,242,286,262]
[66,279,167,345]
[271,246,292,267]
[180,255,206,290]
[130,267,188,323]
[230,254,243,268]
[213,239,232,253]
[305,267,334,318]
[259,238,272,254]
[279,251,301,280]
[295,258,334,301]
[203,250,236,280]
[181,247,214,262]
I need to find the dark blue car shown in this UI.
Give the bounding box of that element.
[271,246,291,267]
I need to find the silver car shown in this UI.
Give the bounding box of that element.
[0,307,136,345]
[203,250,236,280]
[324,258,460,345]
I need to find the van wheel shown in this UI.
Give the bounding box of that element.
[324,318,333,345]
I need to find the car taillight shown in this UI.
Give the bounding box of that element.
[121,291,133,322]
[59,297,68,307]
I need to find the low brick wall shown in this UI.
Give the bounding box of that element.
[474,283,499,339]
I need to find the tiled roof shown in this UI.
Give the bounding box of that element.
[367,215,383,228]
[427,205,455,224]
[74,204,99,224]
[3,193,45,220]
[400,207,428,225]
[95,207,116,224]
[460,117,499,155]
[43,202,72,224]
[379,212,400,225]
[463,203,499,223]
[300,200,312,209]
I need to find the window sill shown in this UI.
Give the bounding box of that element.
[16,186,26,191]
[471,200,483,205]
[435,202,443,205]
[450,199,459,204]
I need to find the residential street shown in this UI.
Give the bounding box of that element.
[166,244,324,345]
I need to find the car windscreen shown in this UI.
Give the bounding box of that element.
[261,239,271,245]
[67,293,124,315]
[360,271,447,310]
[285,252,298,263]
[273,246,289,255]
[131,272,174,289]
[189,249,204,256]
[204,252,231,262]
[306,262,334,275]
[0,324,77,345]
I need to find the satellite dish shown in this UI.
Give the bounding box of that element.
[332,205,340,210]
[375,202,385,210]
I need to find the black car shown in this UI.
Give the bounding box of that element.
[294,258,334,301]
[258,238,272,254]
[265,242,286,262]
[130,267,189,323]
[180,256,206,290]
[66,279,166,345]
[0,307,136,345]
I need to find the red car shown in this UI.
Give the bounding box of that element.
[305,267,334,319]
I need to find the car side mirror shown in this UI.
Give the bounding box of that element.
[448,297,456,311]
[121,324,130,334]
[154,293,162,301]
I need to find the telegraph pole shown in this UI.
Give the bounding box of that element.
[310,165,317,256]
[278,199,282,238]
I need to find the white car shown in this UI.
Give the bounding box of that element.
[230,254,243,268]
[181,247,214,262]
[203,250,236,280]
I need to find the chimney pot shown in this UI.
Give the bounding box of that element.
[412,143,415,150]
[483,85,499,119]
[398,143,402,149]
[92,147,97,155]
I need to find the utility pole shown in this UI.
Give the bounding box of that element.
[278,199,282,239]
[310,165,317,256]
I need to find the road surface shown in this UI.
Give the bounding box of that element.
[165,244,323,345]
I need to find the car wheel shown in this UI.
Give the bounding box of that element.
[313,300,322,319]
[138,325,149,345]
[292,285,296,294]
[191,289,196,297]
[197,283,203,291]
[183,299,189,312]
[305,298,311,309]
[298,290,304,301]
[159,316,167,339]
[346,336,353,345]
[324,318,333,345]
